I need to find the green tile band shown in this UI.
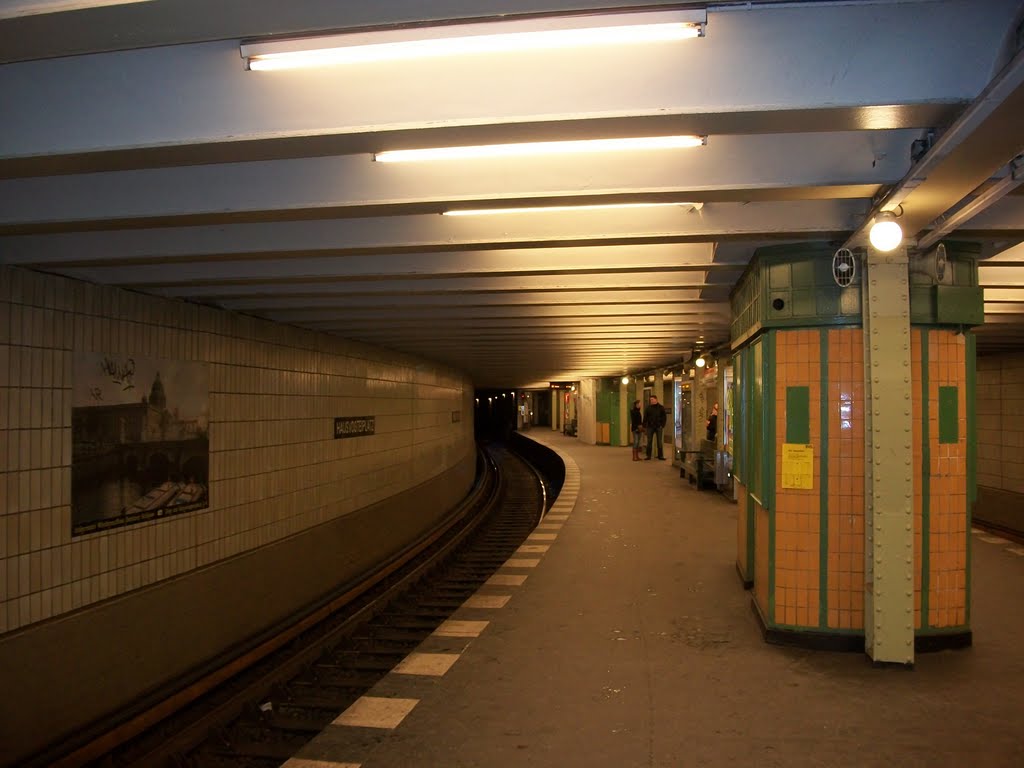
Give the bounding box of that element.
[938,386,959,444]
[765,332,777,624]
[785,385,811,444]
[966,331,975,624]
[819,329,829,629]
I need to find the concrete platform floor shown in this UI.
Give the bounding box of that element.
[286,431,1024,768]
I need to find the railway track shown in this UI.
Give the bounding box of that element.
[56,443,549,768]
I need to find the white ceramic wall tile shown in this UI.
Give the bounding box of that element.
[0,266,472,635]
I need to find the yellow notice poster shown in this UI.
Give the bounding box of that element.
[781,443,814,489]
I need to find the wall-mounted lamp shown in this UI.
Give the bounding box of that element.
[868,210,903,252]
[621,376,630,385]
[695,356,706,368]
[241,9,705,71]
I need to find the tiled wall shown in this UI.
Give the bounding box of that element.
[773,330,821,627]
[977,352,1024,494]
[926,330,968,628]
[754,500,770,619]
[740,322,972,638]
[735,480,749,581]
[577,378,597,445]
[0,265,474,636]
[826,328,864,631]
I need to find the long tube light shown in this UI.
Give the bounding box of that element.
[443,202,698,217]
[376,135,706,163]
[241,9,705,71]
[0,0,152,18]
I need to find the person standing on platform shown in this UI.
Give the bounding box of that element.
[630,399,644,461]
[643,395,667,460]
[706,402,719,442]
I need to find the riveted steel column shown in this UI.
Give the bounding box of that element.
[862,248,915,665]
[551,389,559,432]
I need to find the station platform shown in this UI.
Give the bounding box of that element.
[285,431,1024,768]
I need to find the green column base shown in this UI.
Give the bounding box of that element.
[736,562,753,590]
[751,599,973,654]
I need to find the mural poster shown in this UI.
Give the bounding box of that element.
[71,352,210,536]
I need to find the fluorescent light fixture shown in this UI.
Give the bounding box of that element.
[241,9,705,71]
[0,0,152,18]
[443,202,698,217]
[377,135,706,163]
[869,211,903,252]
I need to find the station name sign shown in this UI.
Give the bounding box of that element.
[334,416,375,439]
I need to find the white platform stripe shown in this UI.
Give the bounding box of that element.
[462,594,512,608]
[434,619,489,637]
[486,573,527,586]
[980,536,1010,544]
[333,697,418,729]
[1008,547,1024,556]
[528,532,557,540]
[288,438,577,768]
[393,652,460,676]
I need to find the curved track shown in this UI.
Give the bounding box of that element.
[64,443,548,768]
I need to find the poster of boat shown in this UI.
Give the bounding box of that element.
[71,352,209,536]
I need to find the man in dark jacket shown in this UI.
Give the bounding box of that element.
[643,395,667,460]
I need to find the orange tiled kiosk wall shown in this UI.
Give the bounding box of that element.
[738,327,972,649]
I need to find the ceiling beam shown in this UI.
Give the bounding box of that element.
[0,133,910,234]
[844,44,1024,248]
[2,2,1005,161]
[0,200,866,266]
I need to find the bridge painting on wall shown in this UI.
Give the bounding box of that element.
[71,352,210,536]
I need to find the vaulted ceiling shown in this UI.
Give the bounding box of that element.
[1,0,1022,388]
